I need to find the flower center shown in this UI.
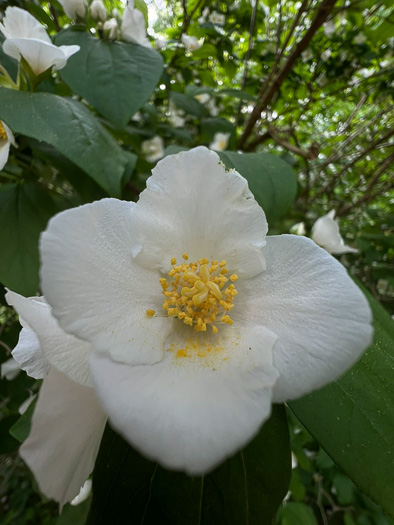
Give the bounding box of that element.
[146,254,238,333]
[0,122,7,141]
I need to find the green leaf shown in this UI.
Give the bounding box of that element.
[0,88,133,196]
[277,502,318,525]
[219,89,257,102]
[289,288,394,518]
[135,0,149,27]
[55,30,163,128]
[218,151,297,223]
[87,405,291,524]
[191,43,218,59]
[170,91,207,117]
[9,396,37,443]
[0,184,62,295]
[56,496,92,525]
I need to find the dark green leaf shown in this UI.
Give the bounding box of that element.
[9,397,37,443]
[0,414,20,454]
[55,30,163,128]
[277,502,318,525]
[289,288,394,518]
[170,91,207,117]
[56,496,92,525]
[0,184,62,295]
[219,89,257,102]
[218,151,297,223]
[87,405,291,524]
[0,88,133,196]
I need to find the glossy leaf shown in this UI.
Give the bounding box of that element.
[0,88,134,196]
[0,184,61,295]
[289,287,394,518]
[56,29,163,128]
[87,405,291,525]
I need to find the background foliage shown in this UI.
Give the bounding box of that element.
[0,0,393,523]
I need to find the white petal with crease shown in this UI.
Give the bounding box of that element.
[234,235,372,402]
[6,290,91,387]
[20,368,107,507]
[90,325,279,474]
[40,199,173,366]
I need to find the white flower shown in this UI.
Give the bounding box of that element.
[121,2,151,48]
[19,394,36,415]
[207,97,219,117]
[202,7,210,18]
[302,49,313,62]
[1,357,21,380]
[169,113,186,128]
[155,37,166,50]
[58,0,87,19]
[103,17,118,40]
[141,136,165,163]
[353,33,366,45]
[70,479,92,506]
[181,34,203,52]
[289,222,306,236]
[323,20,336,38]
[321,49,332,62]
[90,0,107,22]
[0,7,80,76]
[195,93,210,104]
[316,73,327,87]
[0,120,16,171]
[210,132,230,151]
[5,290,106,507]
[209,11,225,25]
[37,147,372,476]
[312,210,358,255]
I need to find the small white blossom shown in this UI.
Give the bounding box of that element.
[323,20,336,38]
[321,49,332,62]
[316,73,327,87]
[103,17,118,40]
[181,34,203,52]
[0,7,80,75]
[121,1,151,48]
[194,93,210,104]
[353,33,366,45]
[302,49,313,62]
[210,132,230,151]
[90,0,107,22]
[141,136,165,163]
[312,210,358,255]
[1,357,21,380]
[58,0,87,19]
[290,222,306,236]
[209,10,225,25]
[155,37,166,50]
[0,120,16,171]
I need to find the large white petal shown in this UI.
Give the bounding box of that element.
[20,368,107,507]
[40,199,173,366]
[121,6,151,47]
[131,147,268,278]
[6,290,91,387]
[90,324,279,475]
[233,235,373,402]
[0,7,51,42]
[2,38,79,75]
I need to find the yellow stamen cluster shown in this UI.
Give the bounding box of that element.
[149,254,238,333]
[0,122,7,141]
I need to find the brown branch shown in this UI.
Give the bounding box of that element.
[336,153,394,215]
[342,93,367,133]
[267,126,318,159]
[314,128,394,199]
[237,0,338,150]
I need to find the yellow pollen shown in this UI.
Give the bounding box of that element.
[149,256,238,333]
[0,122,7,141]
